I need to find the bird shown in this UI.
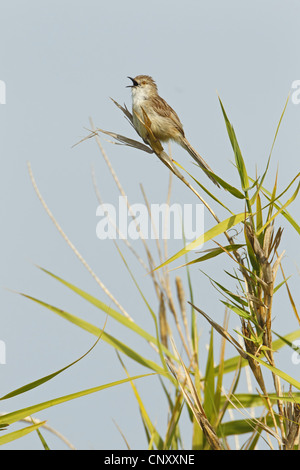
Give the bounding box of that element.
[127,75,219,187]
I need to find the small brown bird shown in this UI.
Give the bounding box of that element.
[127,75,219,186]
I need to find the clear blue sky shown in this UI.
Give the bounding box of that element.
[1,0,299,449]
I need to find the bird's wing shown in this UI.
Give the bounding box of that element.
[151,96,185,136]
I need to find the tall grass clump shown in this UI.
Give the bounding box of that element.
[1,92,299,450]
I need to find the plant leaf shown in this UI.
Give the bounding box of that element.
[0,322,105,400]
[257,180,300,235]
[36,267,174,360]
[214,329,300,376]
[18,293,175,381]
[179,244,245,267]
[0,421,46,446]
[0,374,156,426]
[218,96,249,191]
[203,329,215,423]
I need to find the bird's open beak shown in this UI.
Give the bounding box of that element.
[126,76,138,88]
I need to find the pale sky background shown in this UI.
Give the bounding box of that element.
[1,0,300,450]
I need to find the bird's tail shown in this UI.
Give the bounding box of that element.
[180,137,220,187]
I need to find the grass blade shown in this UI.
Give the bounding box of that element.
[257,180,300,235]
[214,329,300,376]
[218,96,249,191]
[19,293,174,380]
[116,352,164,449]
[37,267,174,360]
[0,324,105,400]
[0,421,46,446]
[179,244,245,267]
[204,329,215,423]
[0,374,156,426]
[249,94,290,205]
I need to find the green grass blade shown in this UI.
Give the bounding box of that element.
[36,268,153,338]
[219,392,300,409]
[116,352,164,449]
[272,331,300,352]
[180,244,245,267]
[266,198,300,235]
[214,329,300,376]
[203,328,215,423]
[35,425,50,450]
[163,394,184,450]
[0,328,104,400]
[202,271,248,307]
[174,161,244,206]
[246,351,300,389]
[249,94,290,206]
[154,212,249,271]
[218,96,249,191]
[255,193,264,245]
[0,421,47,446]
[0,374,156,426]
[19,293,175,380]
[37,267,174,360]
[274,276,292,294]
[220,301,252,322]
[218,416,275,437]
[257,180,300,235]
[249,176,300,235]
[20,276,176,360]
[114,244,169,374]
[204,172,245,199]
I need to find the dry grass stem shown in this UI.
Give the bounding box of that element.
[284,392,300,450]
[168,338,223,450]
[0,414,76,450]
[91,166,149,272]
[27,162,133,321]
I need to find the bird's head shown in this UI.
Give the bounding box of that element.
[127,75,158,99]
